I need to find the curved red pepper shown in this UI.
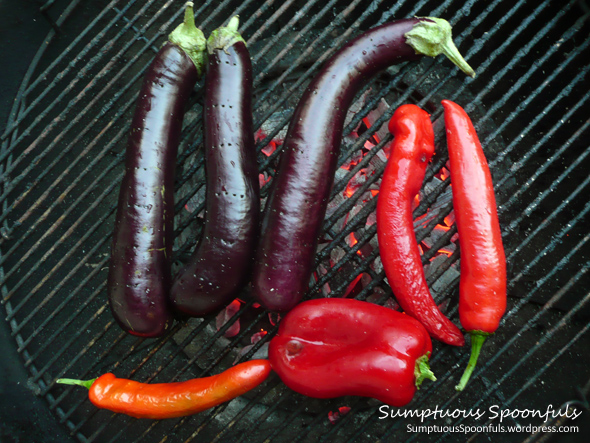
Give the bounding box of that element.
[441,100,507,391]
[376,104,465,347]
[57,360,271,419]
[268,298,436,407]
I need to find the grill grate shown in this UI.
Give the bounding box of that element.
[1,0,590,441]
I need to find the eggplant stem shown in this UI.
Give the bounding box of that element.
[455,331,488,391]
[405,17,476,78]
[168,2,207,75]
[207,16,246,55]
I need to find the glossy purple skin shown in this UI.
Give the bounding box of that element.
[108,42,198,337]
[170,41,259,316]
[252,18,425,312]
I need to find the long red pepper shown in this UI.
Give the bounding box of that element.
[442,100,507,391]
[57,360,271,419]
[376,104,465,347]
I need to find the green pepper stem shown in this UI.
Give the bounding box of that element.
[56,378,97,390]
[455,332,487,391]
[415,354,437,389]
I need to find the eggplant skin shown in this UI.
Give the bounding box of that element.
[170,41,259,317]
[108,42,198,337]
[251,19,425,312]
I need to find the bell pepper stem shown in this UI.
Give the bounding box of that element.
[455,332,488,391]
[415,354,437,389]
[56,377,97,390]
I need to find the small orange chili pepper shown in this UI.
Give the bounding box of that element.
[57,360,271,419]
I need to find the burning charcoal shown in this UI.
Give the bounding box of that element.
[328,406,351,424]
[259,172,271,188]
[423,175,443,195]
[257,109,292,144]
[371,255,383,274]
[268,312,281,326]
[250,330,268,344]
[430,264,461,296]
[384,297,400,311]
[330,246,346,265]
[362,98,390,143]
[233,342,269,365]
[421,224,456,252]
[344,88,372,131]
[325,184,347,220]
[437,298,451,314]
[317,263,331,296]
[424,255,448,279]
[215,299,241,338]
[366,210,377,227]
[344,169,367,198]
[367,150,387,173]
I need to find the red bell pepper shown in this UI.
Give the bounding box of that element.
[441,100,507,391]
[268,298,436,407]
[376,104,465,347]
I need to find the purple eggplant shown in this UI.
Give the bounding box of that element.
[251,17,475,312]
[107,3,206,337]
[170,17,259,317]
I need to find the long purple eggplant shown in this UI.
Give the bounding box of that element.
[107,3,206,337]
[170,17,259,317]
[251,17,475,312]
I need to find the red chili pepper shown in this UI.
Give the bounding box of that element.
[57,360,271,419]
[268,298,436,407]
[441,100,507,391]
[376,104,465,347]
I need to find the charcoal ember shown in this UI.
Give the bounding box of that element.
[371,255,383,275]
[366,291,399,311]
[366,210,377,227]
[340,148,364,170]
[344,88,372,131]
[317,263,331,296]
[232,342,269,365]
[416,177,454,230]
[328,406,351,424]
[362,97,390,143]
[259,171,272,188]
[361,272,372,287]
[344,169,367,197]
[421,225,456,252]
[326,179,347,220]
[426,255,460,298]
[366,149,387,174]
[330,246,346,265]
[216,299,241,338]
[257,109,292,145]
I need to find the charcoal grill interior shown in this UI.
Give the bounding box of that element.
[1,0,590,441]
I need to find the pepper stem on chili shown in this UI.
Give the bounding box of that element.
[414,354,437,389]
[455,332,488,391]
[57,378,97,389]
